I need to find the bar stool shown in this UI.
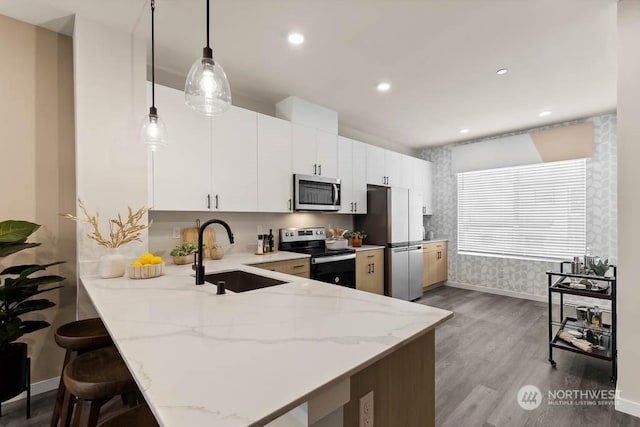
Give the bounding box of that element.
[97,404,159,427]
[52,318,113,427]
[61,347,138,427]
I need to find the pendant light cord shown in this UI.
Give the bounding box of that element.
[151,0,156,112]
[206,0,210,49]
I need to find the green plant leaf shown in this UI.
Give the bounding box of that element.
[2,286,61,307]
[0,242,41,257]
[11,299,56,316]
[0,221,40,243]
[18,320,51,334]
[0,261,65,277]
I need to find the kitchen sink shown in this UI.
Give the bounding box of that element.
[203,270,287,293]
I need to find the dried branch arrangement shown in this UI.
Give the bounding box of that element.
[62,199,152,248]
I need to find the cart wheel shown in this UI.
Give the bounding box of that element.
[549,360,557,368]
[610,376,616,384]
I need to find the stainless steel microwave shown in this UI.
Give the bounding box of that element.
[293,174,341,211]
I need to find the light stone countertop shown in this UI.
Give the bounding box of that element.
[422,238,449,244]
[80,251,453,427]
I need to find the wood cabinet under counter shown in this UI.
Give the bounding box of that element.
[251,258,311,278]
[423,241,448,290]
[356,248,384,295]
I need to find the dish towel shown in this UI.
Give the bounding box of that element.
[558,330,593,352]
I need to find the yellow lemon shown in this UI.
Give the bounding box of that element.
[140,254,155,265]
[131,261,142,267]
[152,256,163,265]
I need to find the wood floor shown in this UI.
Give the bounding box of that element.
[419,286,640,427]
[1,286,640,426]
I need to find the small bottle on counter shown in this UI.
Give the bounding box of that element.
[263,234,270,253]
[257,234,264,254]
[268,229,275,252]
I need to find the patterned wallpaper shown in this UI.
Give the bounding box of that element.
[419,114,617,298]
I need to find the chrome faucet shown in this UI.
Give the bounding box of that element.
[195,219,234,285]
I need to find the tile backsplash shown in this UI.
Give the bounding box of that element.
[149,211,353,257]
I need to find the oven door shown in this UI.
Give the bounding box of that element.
[311,254,356,288]
[294,174,341,211]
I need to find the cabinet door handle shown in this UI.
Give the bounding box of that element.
[367,263,371,274]
[350,202,353,212]
[367,255,375,258]
[288,198,292,211]
[314,164,317,175]
[207,194,211,209]
[354,202,358,212]
[372,263,375,273]
[293,265,305,269]
[215,194,219,209]
[318,164,322,176]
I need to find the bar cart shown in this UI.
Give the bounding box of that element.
[547,262,617,383]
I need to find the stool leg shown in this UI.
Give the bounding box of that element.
[71,399,85,427]
[86,401,105,427]
[26,357,31,419]
[51,349,72,427]
[59,391,75,427]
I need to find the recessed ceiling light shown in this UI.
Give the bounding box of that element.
[496,68,508,75]
[376,82,391,92]
[538,110,552,117]
[459,129,470,134]
[287,32,305,45]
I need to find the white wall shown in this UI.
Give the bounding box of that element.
[73,15,149,270]
[616,0,640,418]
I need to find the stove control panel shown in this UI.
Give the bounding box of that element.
[280,227,325,243]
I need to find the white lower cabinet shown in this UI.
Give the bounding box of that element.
[151,84,212,211]
[211,106,258,212]
[257,114,293,212]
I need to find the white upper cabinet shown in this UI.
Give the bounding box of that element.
[384,150,403,187]
[292,124,337,177]
[151,83,212,211]
[257,114,293,212]
[351,139,367,214]
[337,137,353,214]
[211,106,258,212]
[366,144,386,186]
[338,136,367,214]
[316,130,337,178]
[423,160,433,215]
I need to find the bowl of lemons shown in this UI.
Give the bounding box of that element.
[129,252,165,279]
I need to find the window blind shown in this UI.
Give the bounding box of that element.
[457,159,586,261]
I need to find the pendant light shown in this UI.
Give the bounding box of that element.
[184,0,231,116]
[140,0,167,151]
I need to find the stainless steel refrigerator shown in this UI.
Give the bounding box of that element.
[355,187,424,301]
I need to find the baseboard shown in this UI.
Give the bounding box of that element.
[4,377,59,404]
[445,281,547,303]
[616,395,640,419]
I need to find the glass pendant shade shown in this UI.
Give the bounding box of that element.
[140,110,167,152]
[185,55,231,116]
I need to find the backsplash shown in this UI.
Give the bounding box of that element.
[419,114,617,298]
[148,211,353,257]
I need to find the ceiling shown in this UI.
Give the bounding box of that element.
[1,0,617,148]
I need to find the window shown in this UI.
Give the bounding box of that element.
[457,159,586,261]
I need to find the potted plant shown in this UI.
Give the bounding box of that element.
[170,242,199,265]
[345,231,367,248]
[0,220,64,414]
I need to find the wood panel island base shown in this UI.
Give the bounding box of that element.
[80,252,451,427]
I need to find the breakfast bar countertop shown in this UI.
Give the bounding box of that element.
[80,254,452,427]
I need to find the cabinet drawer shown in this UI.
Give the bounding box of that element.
[252,258,310,276]
[423,242,446,253]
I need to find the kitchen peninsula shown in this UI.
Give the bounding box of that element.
[80,253,452,427]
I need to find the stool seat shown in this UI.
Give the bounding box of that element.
[63,347,136,402]
[55,318,112,352]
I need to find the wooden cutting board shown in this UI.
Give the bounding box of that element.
[182,228,216,259]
